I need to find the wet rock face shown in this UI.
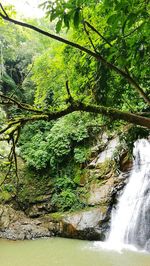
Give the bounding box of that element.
[119,151,133,172]
[87,176,127,206]
[89,136,120,168]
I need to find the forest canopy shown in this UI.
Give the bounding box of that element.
[0,0,150,175]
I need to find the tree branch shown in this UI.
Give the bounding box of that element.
[0,93,44,113]
[123,22,145,38]
[0,7,149,105]
[11,134,19,185]
[83,21,97,52]
[0,127,21,185]
[0,101,149,134]
[0,3,8,17]
[65,80,74,104]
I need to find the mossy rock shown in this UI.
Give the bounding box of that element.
[96,159,115,175]
[42,212,65,221]
[17,168,52,205]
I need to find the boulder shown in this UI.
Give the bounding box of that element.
[60,207,110,240]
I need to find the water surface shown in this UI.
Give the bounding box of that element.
[0,238,150,266]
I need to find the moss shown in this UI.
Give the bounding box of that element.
[0,174,16,203]
[0,190,13,203]
[73,168,88,186]
[50,212,65,220]
[42,212,66,221]
[65,205,108,215]
[17,167,52,205]
[96,159,115,176]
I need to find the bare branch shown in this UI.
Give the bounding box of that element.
[0,3,8,17]
[0,127,21,184]
[84,20,113,47]
[65,80,74,105]
[83,21,97,52]
[0,161,12,187]
[124,22,145,38]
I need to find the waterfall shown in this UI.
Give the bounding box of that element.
[108,139,150,251]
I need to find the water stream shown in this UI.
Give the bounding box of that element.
[108,139,150,251]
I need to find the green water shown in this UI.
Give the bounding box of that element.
[0,238,150,266]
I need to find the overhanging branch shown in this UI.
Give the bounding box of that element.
[0,100,150,135]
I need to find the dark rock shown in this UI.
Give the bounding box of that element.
[119,151,133,172]
[26,201,53,218]
[0,205,52,240]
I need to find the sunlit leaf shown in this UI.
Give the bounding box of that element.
[56,19,62,33]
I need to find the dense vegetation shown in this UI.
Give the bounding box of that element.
[0,0,149,212]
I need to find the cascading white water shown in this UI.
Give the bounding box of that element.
[108,139,150,251]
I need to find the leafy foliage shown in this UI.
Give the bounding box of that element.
[51,174,82,211]
[40,0,149,111]
[32,42,66,108]
[19,113,101,171]
[40,0,92,32]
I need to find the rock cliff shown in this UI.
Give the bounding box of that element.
[0,134,132,240]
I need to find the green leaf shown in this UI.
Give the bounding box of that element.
[73,8,81,28]
[50,11,59,22]
[127,13,137,28]
[107,13,118,25]
[64,13,70,29]
[56,19,62,33]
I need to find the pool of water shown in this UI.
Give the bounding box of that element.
[0,237,150,266]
